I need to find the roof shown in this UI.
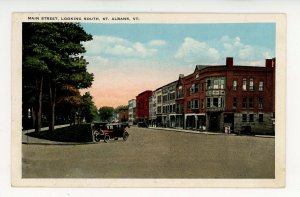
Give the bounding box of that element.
[155,80,178,91]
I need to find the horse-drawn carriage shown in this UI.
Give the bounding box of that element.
[92,122,129,143]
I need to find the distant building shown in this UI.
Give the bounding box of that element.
[128,99,136,125]
[161,81,177,127]
[154,87,163,126]
[148,93,157,127]
[118,108,129,122]
[136,90,153,123]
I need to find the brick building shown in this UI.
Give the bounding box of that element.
[177,57,275,134]
[118,108,129,122]
[136,90,153,123]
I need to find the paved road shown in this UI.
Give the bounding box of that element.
[22,126,275,178]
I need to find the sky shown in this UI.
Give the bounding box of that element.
[80,23,275,108]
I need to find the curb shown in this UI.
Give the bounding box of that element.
[147,127,274,138]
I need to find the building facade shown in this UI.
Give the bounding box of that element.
[128,99,136,125]
[148,93,157,127]
[177,57,275,134]
[136,90,153,123]
[134,57,275,134]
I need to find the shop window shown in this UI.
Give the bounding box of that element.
[243,78,247,91]
[259,114,264,122]
[242,114,247,122]
[249,114,254,122]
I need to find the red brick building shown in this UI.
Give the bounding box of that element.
[177,57,275,134]
[136,90,153,123]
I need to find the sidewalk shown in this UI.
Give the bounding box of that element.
[148,126,237,136]
[147,126,275,138]
[22,124,95,145]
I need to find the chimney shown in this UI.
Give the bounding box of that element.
[179,74,184,78]
[266,58,275,68]
[226,57,233,67]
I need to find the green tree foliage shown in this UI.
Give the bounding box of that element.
[22,22,94,133]
[98,106,114,122]
[80,92,98,123]
[114,105,129,113]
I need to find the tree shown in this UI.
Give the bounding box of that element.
[98,106,114,122]
[114,105,129,113]
[22,22,93,133]
[80,92,98,123]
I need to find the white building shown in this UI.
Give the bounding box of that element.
[128,99,136,125]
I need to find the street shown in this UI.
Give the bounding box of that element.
[22,126,275,178]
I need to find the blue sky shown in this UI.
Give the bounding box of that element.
[80,23,275,107]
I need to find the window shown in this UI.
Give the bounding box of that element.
[206,98,211,108]
[218,97,224,108]
[259,114,264,122]
[190,84,195,94]
[213,98,218,107]
[258,97,264,109]
[157,95,162,103]
[249,97,254,108]
[249,114,254,122]
[201,99,205,109]
[207,79,212,90]
[243,78,247,91]
[157,106,161,114]
[259,81,264,91]
[233,97,237,108]
[170,92,175,100]
[242,114,247,122]
[192,99,199,109]
[163,95,168,102]
[242,97,247,108]
[233,80,237,91]
[201,83,204,92]
[194,84,199,93]
[249,78,254,91]
[213,80,219,89]
[220,79,225,89]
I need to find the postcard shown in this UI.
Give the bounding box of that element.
[12,12,286,187]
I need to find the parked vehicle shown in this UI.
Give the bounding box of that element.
[137,122,148,128]
[92,122,129,143]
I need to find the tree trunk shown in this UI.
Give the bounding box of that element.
[34,77,43,133]
[48,79,56,133]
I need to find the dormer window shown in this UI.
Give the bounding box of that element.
[195,74,199,79]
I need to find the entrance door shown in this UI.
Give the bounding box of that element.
[209,113,220,131]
